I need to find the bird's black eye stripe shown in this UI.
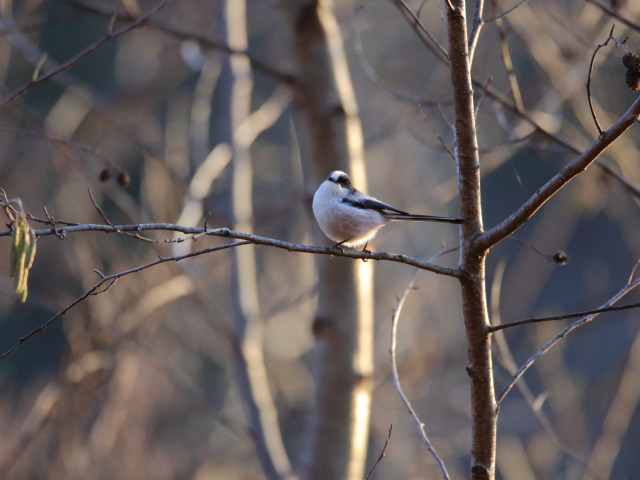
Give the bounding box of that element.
[337,175,351,187]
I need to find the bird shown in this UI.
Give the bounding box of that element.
[312,170,463,250]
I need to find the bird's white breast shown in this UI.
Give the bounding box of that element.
[312,180,386,248]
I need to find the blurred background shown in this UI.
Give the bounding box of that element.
[1,0,640,479]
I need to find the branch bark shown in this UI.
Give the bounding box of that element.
[447,1,497,479]
[479,94,640,250]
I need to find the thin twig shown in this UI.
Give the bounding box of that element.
[88,189,116,228]
[42,206,64,239]
[497,273,640,404]
[0,241,250,359]
[390,269,451,480]
[508,236,568,265]
[492,0,524,113]
[481,0,531,24]
[0,0,173,109]
[87,190,157,243]
[468,0,485,65]
[489,261,605,479]
[64,0,294,84]
[585,0,640,32]
[390,0,640,200]
[587,26,617,135]
[392,0,449,62]
[365,425,393,479]
[418,104,455,159]
[480,93,640,249]
[489,301,640,332]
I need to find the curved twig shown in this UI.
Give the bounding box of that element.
[587,26,617,135]
[390,269,451,480]
[0,241,250,359]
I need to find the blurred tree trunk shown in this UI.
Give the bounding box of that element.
[224,2,295,479]
[282,1,374,479]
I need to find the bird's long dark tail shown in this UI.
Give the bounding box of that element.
[386,213,464,224]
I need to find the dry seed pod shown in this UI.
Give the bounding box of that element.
[622,52,640,92]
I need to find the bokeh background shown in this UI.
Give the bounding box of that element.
[1,0,640,479]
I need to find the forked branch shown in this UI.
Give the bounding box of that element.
[480,94,640,249]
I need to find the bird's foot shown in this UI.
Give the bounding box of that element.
[361,242,370,262]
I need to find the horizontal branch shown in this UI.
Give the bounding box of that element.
[497,275,640,404]
[480,94,640,249]
[0,222,463,277]
[489,301,640,332]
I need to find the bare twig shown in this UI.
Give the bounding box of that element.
[489,262,604,479]
[0,241,250,359]
[391,0,449,62]
[509,236,569,265]
[587,26,617,135]
[87,190,157,243]
[365,425,393,480]
[480,94,640,249]
[390,0,640,201]
[0,222,463,277]
[0,0,173,109]
[481,0,531,24]
[585,0,640,32]
[64,0,294,83]
[42,207,64,239]
[390,269,451,480]
[489,301,640,332]
[492,0,524,112]
[88,189,116,228]
[497,273,640,404]
[468,0,485,65]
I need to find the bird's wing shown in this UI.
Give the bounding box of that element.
[342,194,408,215]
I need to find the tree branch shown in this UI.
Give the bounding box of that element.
[0,222,463,277]
[390,2,640,201]
[479,94,640,249]
[489,301,640,332]
[390,270,451,480]
[0,0,173,109]
[0,241,249,360]
[447,1,497,478]
[496,274,640,404]
[64,0,295,84]
[585,0,640,32]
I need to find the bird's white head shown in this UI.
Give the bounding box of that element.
[327,170,352,187]
[315,170,353,201]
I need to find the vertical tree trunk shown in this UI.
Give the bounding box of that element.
[447,2,498,479]
[284,1,374,479]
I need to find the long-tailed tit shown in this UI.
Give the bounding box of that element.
[312,170,463,250]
